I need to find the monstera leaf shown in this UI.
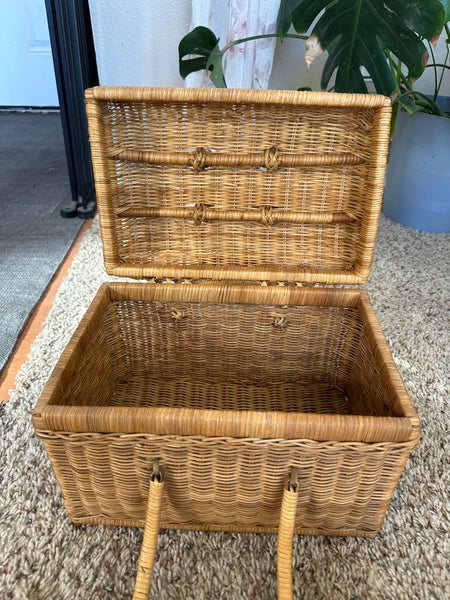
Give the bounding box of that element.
[439,0,450,22]
[179,26,226,87]
[277,0,446,95]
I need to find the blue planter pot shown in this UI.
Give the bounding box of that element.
[382,107,450,233]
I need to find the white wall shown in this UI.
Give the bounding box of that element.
[269,34,326,91]
[88,0,191,87]
[89,0,449,97]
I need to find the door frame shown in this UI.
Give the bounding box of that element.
[45,0,98,218]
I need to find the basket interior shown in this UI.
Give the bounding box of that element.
[53,297,401,419]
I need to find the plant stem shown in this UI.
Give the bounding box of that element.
[222,32,308,53]
[392,90,448,118]
[436,45,449,100]
[389,55,403,139]
[389,102,399,140]
[395,57,403,89]
[431,23,450,102]
[425,63,450,70]
[428,41,439,102]
[411,90,448,117]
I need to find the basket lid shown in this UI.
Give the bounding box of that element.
[85,87,391,285]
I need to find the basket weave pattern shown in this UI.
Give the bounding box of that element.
[33,88,419,541]
[85,87,391,284]
[35,283,419,537]
[39,431,416,537]
[58,299,390,416]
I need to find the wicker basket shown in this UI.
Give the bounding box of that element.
[33,87,420,598]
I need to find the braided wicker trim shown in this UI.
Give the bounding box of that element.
[35,429,418,452]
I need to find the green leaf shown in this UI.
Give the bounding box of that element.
[291,0,329,34]
[276,0,305,36]
[335,59,368,93]
[286,0,446,95]
[438,0,450,23]
[387,0,444,40]
[363,5,428,80]
[178,26,224,82]
[179,57,209,80]
[397,95,421,115]
[206,44,227,88]
[361,37,398,94]
[179,26,219,60]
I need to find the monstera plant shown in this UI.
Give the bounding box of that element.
[179,0,450,232]
[276,0,447,96]
[179,0,448,98]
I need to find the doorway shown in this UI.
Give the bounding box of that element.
[0,0,58,107]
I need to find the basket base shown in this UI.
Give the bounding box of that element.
[70,515,379,538]
[108,377,350,414]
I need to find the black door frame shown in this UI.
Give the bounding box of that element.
[45,0,98,218]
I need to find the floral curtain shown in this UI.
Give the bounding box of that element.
[186,0,281,89]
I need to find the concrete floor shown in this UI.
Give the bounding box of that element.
[0,111,82,371]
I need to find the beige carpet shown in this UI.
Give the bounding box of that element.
[0,216,449,599]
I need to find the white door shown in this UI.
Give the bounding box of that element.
[0,0,58,107]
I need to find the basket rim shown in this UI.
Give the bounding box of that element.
[85,86,392,109]
[33,283,420,444]
[35,405,418,443]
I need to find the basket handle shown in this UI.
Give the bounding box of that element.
[277,467,299,600]
[132,465,165,600]
[132,465,299,599]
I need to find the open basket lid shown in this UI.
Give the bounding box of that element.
[85,87,391,285]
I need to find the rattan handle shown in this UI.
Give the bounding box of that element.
[277,471,300,600]
[132,467,299,599]
[132,468,164,600]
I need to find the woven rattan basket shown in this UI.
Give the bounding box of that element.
[33,87,420,598]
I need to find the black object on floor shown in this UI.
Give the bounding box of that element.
[0,111,83,373]
[46,0,99,219]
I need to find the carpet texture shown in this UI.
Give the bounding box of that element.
[0,216,449,599]
[0,112,82,372]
